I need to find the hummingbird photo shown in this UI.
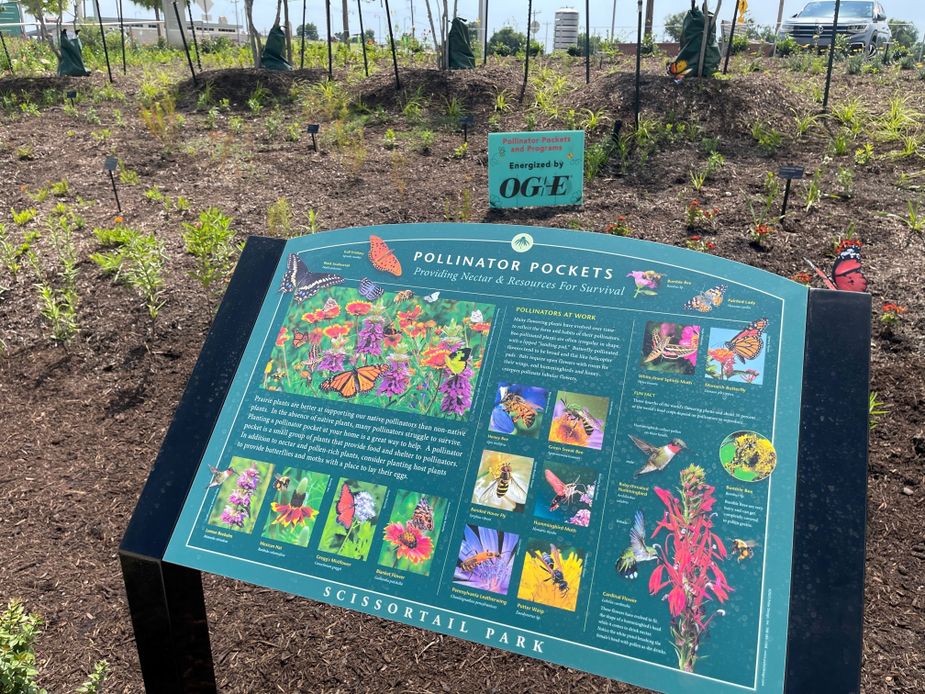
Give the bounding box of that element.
[616,510,659,579]
[628,435,688,477]
[207,465,236,489]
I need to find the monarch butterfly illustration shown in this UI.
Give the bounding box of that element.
[278,253,344,302]
[408,497,435,532]
[335,483,356,530]
[667,59,692,81]
[320,364,389,398]
[368,235,402,276]
[725,318,769,363]
[683,284,727,313]
[359,277,384,301]
[292,330,312,348]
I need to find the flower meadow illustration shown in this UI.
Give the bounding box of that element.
[648,465,732,673]
[627,270,664,298]
[453,525,519,595]
[488,383,550,438]
[262,284,494,419]
[533,461,598,526]
[548,392,608,450]
[639,321,700,375]
[260,468,329,547]
[206,457,274,534]
[720,431,777,482]
[471,450,534,512]
[377,490,448,576]
[705,325,768,385]
[317,478,387,560]
[516,539,583,611]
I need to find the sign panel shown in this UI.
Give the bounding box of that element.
[777,165,805,180]
[0,2,23,36]
[488,131,584,208]
[165,224,808,694]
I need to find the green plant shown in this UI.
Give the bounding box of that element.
[835,167,854,198]
[854,143,875,165]
[10,208,36,226]
[804,166,825,212]
[49,179,69,197]
[493,88,510,113]
[899,199,925,231]
[868,391,889,429]
[182,207,238,293]
[690,168,707,193]
[305,208,321,233]
[793,111,819,139]
[90,226,167,319]
[285,123,302,142]
[829,131,851,156]
[0,223,32,276]
[585,141,612,179]
[119,164,140,185]
[416,129,435,154]
[750,121,783,155]
[604,216,632,236]
[452,142,469,159]
[229,115,244,135]
[383,128,398,149]
[0,599,43,693]
[264,108,283,140]
[28,208,81,343]
[15,145,34,160]
[140,94,181,147]
[832,98,866,137]
[686,199,719,231]
[267,197,294,237]
[402,87,427,122]
[206,106,220,129]
[75,661,109,694]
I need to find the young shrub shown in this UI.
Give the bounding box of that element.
[267,197,294,237]
[182,207,239,293]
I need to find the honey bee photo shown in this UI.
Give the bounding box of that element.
[488,383,550,438]
[471,450,534,513]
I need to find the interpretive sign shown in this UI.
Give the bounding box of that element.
[488,131,584,208]
[121,224,869,694]
[0,3,23,36]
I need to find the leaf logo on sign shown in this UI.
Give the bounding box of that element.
[511,233,534,253]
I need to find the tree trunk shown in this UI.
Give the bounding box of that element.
[245,0,262,66]
[423,0,439,66]
[644,0,654,39]
[154,5,163,41]
[283,0,292,62]
[341,0,349,42]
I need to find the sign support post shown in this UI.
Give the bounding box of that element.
[585,0,590,84]
[519,0,532,102]
[778,165,805,223]
[482,0,489,64]
[325,0,333,79]
[634,0,643,129]
[117,0,127,73]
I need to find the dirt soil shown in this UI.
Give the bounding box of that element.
[1,53,924,693]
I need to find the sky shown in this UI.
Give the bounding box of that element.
[29,0,925,44]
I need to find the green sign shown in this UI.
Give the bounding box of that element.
[0,2,22,36]
[488,130,584,208]
[165,223,809,694]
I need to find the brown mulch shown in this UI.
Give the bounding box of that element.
[1,53,924,693]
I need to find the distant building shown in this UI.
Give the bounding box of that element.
[95,15,244,46]
[553,8,579,51]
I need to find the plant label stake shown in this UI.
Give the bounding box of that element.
[105,156,122,214]
[66,89,78,106]
[778,165,804,221]
[585,0,590,84]
[325,0,333,80]
[0,30,12,75]
[299,0,307,69]
[93,0,114,84]
[173,1,198,86]
[519,0,533,103]
[482,0,489,65]
[461,115,474,143]
[117,0,127,74]
[307,123,320,151]
[822,0,841,112]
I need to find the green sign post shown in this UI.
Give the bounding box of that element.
[488,130,584,208]
[0,2,23,36]
[121,223,870,694]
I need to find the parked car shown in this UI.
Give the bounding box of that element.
[780,1,891,54]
